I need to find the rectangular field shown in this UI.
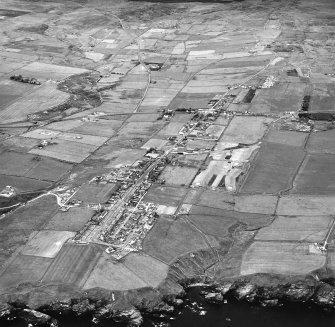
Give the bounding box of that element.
[221,116,271,145]
[159,165,198,186]
[14,62,89,81]
[0,255,52,291]
[29,139,97,163]
[240,142,305,194]
[83,253,147,291]
[0,82,70,124]
[42,244,102,287]
[44,207,95,232]
[21,230,75,258]
[241,241,326,275]
[255,216,332,242]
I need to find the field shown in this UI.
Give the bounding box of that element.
[205,124,226,139]
[73,183,117,204]
[13,62,89,81]
[240,142,305,194]
[249,82,306,113]
[21,230,75,258]
[221,116,271,145]
[119,121,165,136]
[189,205,273,230]
[0,175,51,192]
[265,129,307,147]
[241,241,326,275]
[29,139,97,163]
[255,216,332,242]
[44,207,95,232]
[159,165,198,186]
[306,129,335,154]
[158,122,185,137]
[292,154,335,194]
[0,195,59,231]
[143,215,210,264]
[23,129,108,146]
[70,120,123,137]
[187,214,237,239]
[0,255,52,291]
[277,195,335,216]
[83,253,147,291]
[143,185,188,206]
[234,194,278,215]
[42,243,102,287]
[0,82,70,124]
[123,253,168,288]
[141,138,168,150]
[196,189,235,210]
[92,146,146,168]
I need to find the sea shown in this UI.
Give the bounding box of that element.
[3,288,335,327]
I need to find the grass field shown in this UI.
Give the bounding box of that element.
[21,230,75,258]
[29,139,97,163]
[235,194,277,214]
[83,253,147,291]
[255,216,332,242]
[292,154,335,194]
[141,138,168,150]
[0,175,51,192]
[0,82,70,124]
[158,122,184,137]
[190,205,273,230]
[13,62,89,81]
[159,165,198,186]
[240,142,305,194]
[187,214,236,238]
[221,116,271,145]
[307,130,335,154]
[123,253,168,288]
[241,241,326,275]
[197,189,235,210]
[92,147,146,168]
[44,207,95,232]
[143,185,188,207]
[143,215,209,263]
[0,255,52,291]
[42,243,102,287]
[277,195,335,216]
[73,183,117,204]
[265,129,307,147]
[119,122,165,136]
[0,195,58,231]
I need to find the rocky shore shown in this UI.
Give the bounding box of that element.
[1,273,334,326]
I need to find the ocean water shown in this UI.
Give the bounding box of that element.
[3,288,335,327]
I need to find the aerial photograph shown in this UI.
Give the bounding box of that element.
[0,0,334,326]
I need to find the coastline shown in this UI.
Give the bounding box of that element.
[1,272,334,326]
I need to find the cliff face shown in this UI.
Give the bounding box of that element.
[1,270,335,326]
